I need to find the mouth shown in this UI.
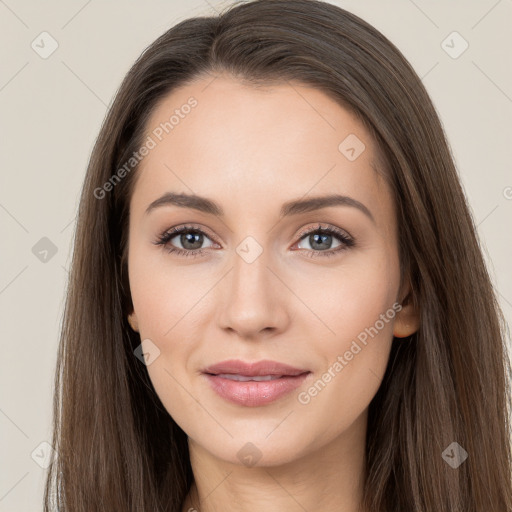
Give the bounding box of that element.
[202,359,311,407]
[213,374,290,381]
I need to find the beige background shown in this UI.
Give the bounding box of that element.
[1,0,511,510]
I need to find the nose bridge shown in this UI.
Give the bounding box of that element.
[233,236,270,297]
[217,234,289,337]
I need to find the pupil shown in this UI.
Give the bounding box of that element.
[310,233,331,250]
[181,231,203,250]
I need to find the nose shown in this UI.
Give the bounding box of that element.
[216,244,291,340]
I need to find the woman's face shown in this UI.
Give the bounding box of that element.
[127,73,416,466]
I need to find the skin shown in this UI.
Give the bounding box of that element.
[127,73,419,512]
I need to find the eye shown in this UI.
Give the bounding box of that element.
[153,224,218,258]
[293,223,355,258]
[153,222,355,259]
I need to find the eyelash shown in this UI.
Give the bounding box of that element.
[153,223,355,259]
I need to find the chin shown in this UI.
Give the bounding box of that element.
[191,427,315,468]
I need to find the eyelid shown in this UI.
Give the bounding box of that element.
[294,223,354,245]
[159,223,221,245]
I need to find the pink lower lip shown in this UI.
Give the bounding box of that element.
[204,372,310,407]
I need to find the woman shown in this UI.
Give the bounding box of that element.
[44,0,512,510]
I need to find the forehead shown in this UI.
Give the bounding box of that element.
[131,73,392,227]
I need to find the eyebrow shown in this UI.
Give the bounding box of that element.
[144,192,375,223]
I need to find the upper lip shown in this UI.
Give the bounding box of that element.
[202,359,310,377]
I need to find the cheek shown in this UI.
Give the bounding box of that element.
[127,244,217,399]
[293,246,400,345]
[128,242,212,339]
[293,250,399,431]
[128,248,206,422]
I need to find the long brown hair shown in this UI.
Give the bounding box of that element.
[44,1,512,510]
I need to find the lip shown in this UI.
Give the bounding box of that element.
[203,359,308,377]
[202,359,311,407]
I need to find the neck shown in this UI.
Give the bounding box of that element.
[181,412,367,512]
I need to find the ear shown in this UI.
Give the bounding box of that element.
[127,311,139,333]
[393,278,420,338]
